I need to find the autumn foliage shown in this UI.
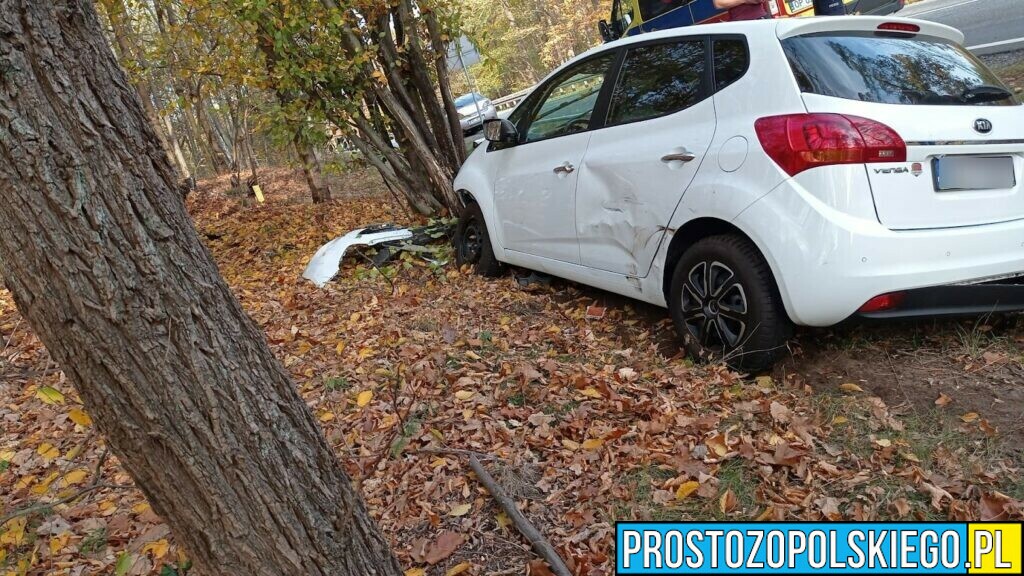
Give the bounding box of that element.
[2,170,1022,575]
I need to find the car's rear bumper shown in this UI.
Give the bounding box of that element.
[857,278,1024,319]
[736,174,1024,327]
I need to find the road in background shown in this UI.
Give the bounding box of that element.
[898,0,1024,54]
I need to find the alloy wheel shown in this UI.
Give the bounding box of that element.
[460,218,483,264]
[680,260,749,350]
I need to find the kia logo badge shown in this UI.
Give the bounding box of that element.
[974,119,993,134]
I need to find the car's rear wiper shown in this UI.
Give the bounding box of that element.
[960,85,1014,104]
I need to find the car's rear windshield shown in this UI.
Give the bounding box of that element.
[455,93,484,107]
[782,31,1019,106]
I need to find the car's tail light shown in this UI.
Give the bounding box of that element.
[754,114,906,176]
[858,291,906,313]
[877,22,920,33]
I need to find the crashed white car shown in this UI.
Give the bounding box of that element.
[452,17,1024,370]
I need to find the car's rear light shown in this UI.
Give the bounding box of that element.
[754,114,906,176]
[858,291,907,313]
[877,22,920,33]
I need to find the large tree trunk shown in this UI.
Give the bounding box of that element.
[0,3,403,575]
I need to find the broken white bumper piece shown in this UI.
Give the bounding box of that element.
[302,225,412,287]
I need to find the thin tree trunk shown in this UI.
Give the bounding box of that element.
[0,3,402,575]
[295,139,332,203]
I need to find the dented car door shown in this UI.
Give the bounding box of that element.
[576,37,716,277]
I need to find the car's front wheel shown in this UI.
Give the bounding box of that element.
[454,201,503,277]
[668,234,791,372]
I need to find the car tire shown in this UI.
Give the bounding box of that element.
[455,202,503,277]
[668,234,791,372]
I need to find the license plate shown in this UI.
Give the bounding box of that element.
[932,156,1016,192]
[787,0,813,11]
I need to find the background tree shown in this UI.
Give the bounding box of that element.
[0,1,403,573]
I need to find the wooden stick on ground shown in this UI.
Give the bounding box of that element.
[468,454,572,576]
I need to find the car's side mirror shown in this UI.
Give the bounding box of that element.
[483,118,518,145]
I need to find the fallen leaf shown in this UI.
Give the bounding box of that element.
[405,570,426,576]
[581,438,604,451]
[960,412,979,423]
[839,383,863,393]
[454,390,475,401]
[36,386,65,405]
[448,503,472,517]
[356,390,373,407]
[675,481,699,500]
[719,489,738,514]
[578,388,602,399]
[37,443,59,460]
[445,562,471,576]
[585,305,606,319]
[68,408,92,427]
[61,468,89,487]
[935,393,952,407]
[143,539,169,559]
[424,530,465,564]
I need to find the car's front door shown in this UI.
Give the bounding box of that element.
[576,36,722,276]
[491,52,616,264]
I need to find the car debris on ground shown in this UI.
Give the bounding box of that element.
[302,221,453,287]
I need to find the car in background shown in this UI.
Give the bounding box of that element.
[455,92,498,134]
[600,0,904,41]
[453,17,1023,371]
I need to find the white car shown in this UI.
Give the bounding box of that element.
[452,16,1024,371]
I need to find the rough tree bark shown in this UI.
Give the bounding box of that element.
[0,2,403,575]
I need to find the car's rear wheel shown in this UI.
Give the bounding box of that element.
[668,234,791,372]
[455,202,503,277]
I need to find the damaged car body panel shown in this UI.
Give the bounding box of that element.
[302,225,412,287]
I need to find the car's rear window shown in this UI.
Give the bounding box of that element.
[782,31,1019,106]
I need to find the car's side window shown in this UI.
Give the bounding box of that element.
[606,39,707,127]
[523,53,616,143]
[712,37,749,91]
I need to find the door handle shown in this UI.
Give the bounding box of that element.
[553,162,575,175]
[661,151,696,163]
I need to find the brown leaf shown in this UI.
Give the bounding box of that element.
[769,401,791,423]
[424,530,465,565]
[719,489,738,514]
[934,393,952,407]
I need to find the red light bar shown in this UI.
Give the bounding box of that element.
[858,292,907,314]
[877,22,920,33]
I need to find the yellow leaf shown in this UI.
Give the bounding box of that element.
[32,471,59,495]
[132,502,151,514]
[465,350,481,360]
[68,408,92,427]
[357,347,375,359]
[581,438,604,451]
[15,474,36,491]
[495,511,511,528]
[143,539,170,559]
[357,390,373,407]
[446,562,472,576]
[0,517,26,546]
[832,416,849,425]
[335,341,346,355]
[874,438,892,448]
[960,412,979,423]
[839,383,864,393]
[545,325,561,335]
[449,503,472,517]
[36,386,65,405]
[560,439,580,450]
[675,480,700,500]
[578,387,602,399]
[755,506,776,521]
[755,375,773,388]
[49,533,69,555]
[37,443,59,460]
[62,468,89,487]
[0,450,14,461]
[405,570,426,576]
[454,390,475,401]
[319,412,335,422]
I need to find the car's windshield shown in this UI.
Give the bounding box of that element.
[782,31,1019,106]
[455,93,484,107]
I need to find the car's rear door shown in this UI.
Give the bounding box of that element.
[575,35,719,276]
[491,52,617,264]
[782,22,1024,230]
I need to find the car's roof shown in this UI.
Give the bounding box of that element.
[579,15,964,59]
